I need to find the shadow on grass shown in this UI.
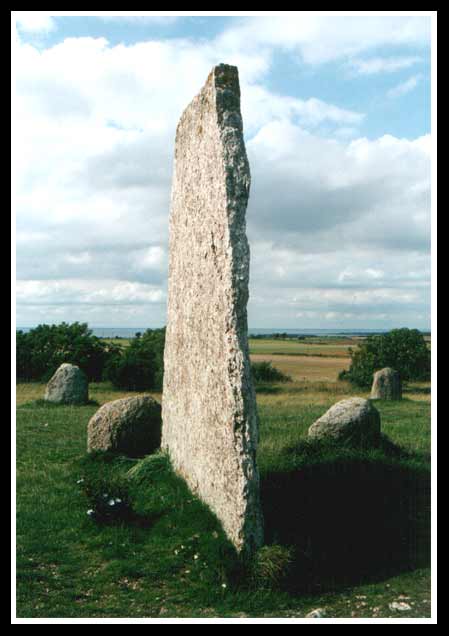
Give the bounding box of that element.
[88,505,163,529]
[20,398,100,408]
[255,385,283,395]
[404,386,431,395]
[76,444,430,597]
[261,438,431,594]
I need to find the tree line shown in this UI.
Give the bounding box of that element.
[16,323,430,390]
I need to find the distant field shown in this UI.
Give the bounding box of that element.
[251,353,350,383]
[249,337,354,358]
[100,338,132,348]
[100,335,430,355]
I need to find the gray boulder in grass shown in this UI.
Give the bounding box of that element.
[308,397,381,448]
[44,363,89,405]
[371,367,402,400]
[87,396,162,457]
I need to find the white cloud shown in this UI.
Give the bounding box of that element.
[16,280,165,305]
[132,246,166,270]
[65,252,92,265]
[13,21,431,328]
[217,15,430,65]
[347,56,421,75]
[246,122,430,252]
[242,86,363,135]
[387,74,423,98]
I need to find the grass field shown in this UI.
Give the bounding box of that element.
[101,336,355,358]
[249,337,354,358]
[15,339,432,619]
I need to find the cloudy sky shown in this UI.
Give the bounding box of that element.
[13,12,433,330]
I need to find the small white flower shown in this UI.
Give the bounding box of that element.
[185,570,190,574]
[221,583,227,589]
[174,550,179,555]
[108,499,116,506]
[115,498,122,504]
[194,554,199,560]
[306,608,326,619]
[389,601,412,612]
[76,479,84,484]
[87,509,94,516]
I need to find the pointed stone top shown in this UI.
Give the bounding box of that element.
[176,64,242,136]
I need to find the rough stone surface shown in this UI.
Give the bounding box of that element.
[87,396,162,457]
[371,367,402,400]
[44,363,88,404]
[161,64,263,555]
[308,397,381,448]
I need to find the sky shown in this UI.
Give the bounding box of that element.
[13,12,433,330]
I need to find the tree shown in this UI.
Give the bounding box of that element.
[16,322,113,382]
[104,328,165,391]
[340,328,431,388]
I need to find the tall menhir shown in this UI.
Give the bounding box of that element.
[161,64,263,555]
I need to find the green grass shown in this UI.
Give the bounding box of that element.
[100,337,132,348]
[248,338,352,358]
[16,381,431,618]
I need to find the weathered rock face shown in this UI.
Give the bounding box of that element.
[87,396,162,457]
[308,397,381,448]
[161,64,263,555]
[44,363,88,405]
[371,367,402,400]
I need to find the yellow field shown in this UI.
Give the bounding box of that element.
[250,352,350,382]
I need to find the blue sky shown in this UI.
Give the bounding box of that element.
[14,13,433,329]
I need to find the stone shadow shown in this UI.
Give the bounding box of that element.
[254,385,283,395]
[260,444,430,593]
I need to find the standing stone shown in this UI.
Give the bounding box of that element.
[161,64,263,555]
[44,363,88,405]
[371,367,402,400]
[308,397,381,448]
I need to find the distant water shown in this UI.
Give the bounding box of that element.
[16,325,410,338]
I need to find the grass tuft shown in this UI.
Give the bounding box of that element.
[126,452,170,482]
[250,545,295,590]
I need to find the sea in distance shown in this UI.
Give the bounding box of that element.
[16,326,428,338]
